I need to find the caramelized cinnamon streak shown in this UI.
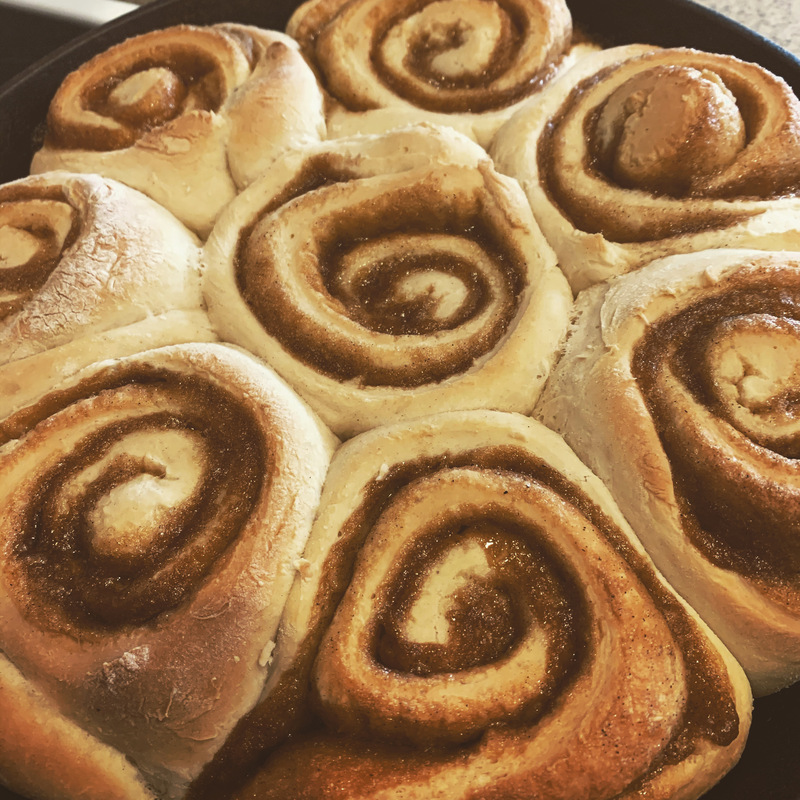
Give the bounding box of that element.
[0,183,80,320]
[632,262,800,589]
[190,446,739,800]
[86,49,222,127]
[2,364,267,633]
[375,516,562,678]
[45,27,246,152]
[234,158,525,388]
[372,0,565,113]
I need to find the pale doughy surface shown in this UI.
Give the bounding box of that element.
[0,172,204,366]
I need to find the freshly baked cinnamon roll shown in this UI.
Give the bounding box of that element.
[213,410,751,800]
[0,342,338,800]
[491,46,800,291]
[286,0,595,147]
[0,172,204,366]
[203,124,572,438]
[537,248,800,696]
[30,24,326,237]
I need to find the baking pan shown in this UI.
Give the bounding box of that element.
[0,0,799,798]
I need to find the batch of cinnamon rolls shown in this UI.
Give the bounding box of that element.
[2,0,800,798]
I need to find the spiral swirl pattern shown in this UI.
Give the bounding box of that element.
[290,0,570,113]
[5,370,263,631]
[633,264,800,582]
[0,343,336,798]
[222,411,749,800]
[0,182,78,322]
[536,248,800,695]
[43,26,249,153]
[204,125,571,437]
[491,45,800,289]
[0,173,203,367]
[31,25,326,235]
[287,0,578,145]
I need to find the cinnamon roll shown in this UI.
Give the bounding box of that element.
[30,25,326,237]
[286,0,595,147]
[0,172,204,366]
[0,342,338,800]
[217,410,751,800]
[537,248,800,696]
[491,45,800,291]
[203,124,572,438]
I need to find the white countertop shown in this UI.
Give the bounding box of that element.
[697,0,800,57]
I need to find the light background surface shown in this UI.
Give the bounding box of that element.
[698,0,800,56]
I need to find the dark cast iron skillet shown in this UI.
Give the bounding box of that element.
[0,0,799,798]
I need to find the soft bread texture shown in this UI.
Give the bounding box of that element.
[0,172,203,366]
[536,248,800,696]
[287,0,597,147]
[30,25,325,237]
[0,341,338,800]
[0,310,218,420]
[490,45,800,291]
[230,410,751,800]
[203,123,572,438]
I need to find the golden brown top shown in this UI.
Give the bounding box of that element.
[191,415,743,800]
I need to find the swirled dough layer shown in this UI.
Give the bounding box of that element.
[287,0,597,147]
[212,410,751,800]
[0,342,337,800]
[537,248,800,695]
[31,25,326,236]
[491,45,800,291]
